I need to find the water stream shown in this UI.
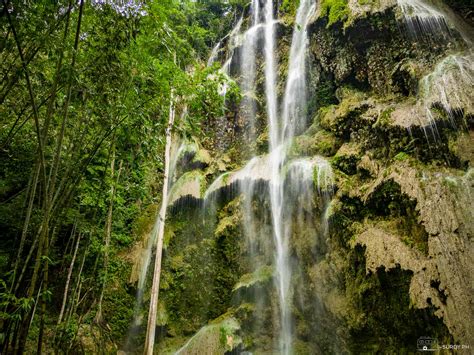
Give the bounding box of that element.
[239,0,262,142]
[397,0,473,140]
[128,0,471,352]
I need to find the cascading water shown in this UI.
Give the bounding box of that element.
[397,0,474,43]
[239,0,262,142]
[130,0,333,351]
[419,53,474,136]
[207,41,222,67]
[221,16,244,77]
[130,0,332,352]
[397,0,448,34]
[282,0,316,140]
[396,0,473,140]
[264,0,318,353]
[211,16,243,151]
[261,0,292,351]
[124,0,472,352]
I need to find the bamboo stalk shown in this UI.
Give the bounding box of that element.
[144,91,176,354]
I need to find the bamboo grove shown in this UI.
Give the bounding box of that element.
[0,0,243,353]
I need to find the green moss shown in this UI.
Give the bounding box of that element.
[215,214,240,237]
[333,155,358,175]
[163,317,242,354]
[159,199,244,339]
[293,339,313,354]
[364,181,429,255]
[345,249,452,352]
[332,143,361,175]
[292,130,340,157]
[374,107,395,127]
[313,77,338,110]
[193,148,212,166]
[394,152,409,161]
[313,161,335,191]
[442,176,458,189]
[357,0,378,5]
[280,0,300,21]
[320,0,350,27]
[168,170,206,204]
[318,88,369,139]
[133,204,158,237]
[221,171,232,185]
[256,130,269,153]
[233,265,273,291]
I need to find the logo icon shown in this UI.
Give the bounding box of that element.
[417,336,438,351]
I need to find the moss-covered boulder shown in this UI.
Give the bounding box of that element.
[162,317,242,355]
[168,170,206,207]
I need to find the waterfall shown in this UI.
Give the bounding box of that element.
[264,0,278,150]
[208,14,244,69]
[397,0,448,34]
[261,1,291,350]
[282,0,316,141]
[221,16,244,76]
[397,0,474,43]
[207,41,222,67]
[131,0,332,352]
[420,53,474,128]
[125,0,472,352]
[212,16,243,151]
[240,0,263,142]
[396,0,473,139]
[264,0,318,353]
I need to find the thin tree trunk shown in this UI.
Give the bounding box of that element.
[47,0,82,196]
[59,239,88,347]
[37,233,49,354]
[144,92,175,355]
[4,0,47,191]
[24,3,84,336]
[96,142,123,324]
[10,163,40,292]
[14,229,39,294]
[57,230,81,326]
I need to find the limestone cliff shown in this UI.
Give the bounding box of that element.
[133,1,473,353]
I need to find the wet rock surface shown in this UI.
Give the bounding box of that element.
[152,0,474,352]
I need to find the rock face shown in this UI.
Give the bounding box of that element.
[167,171,205,206]
[353,164,474,342]
[361,163,474,343]
[138,1,474,353]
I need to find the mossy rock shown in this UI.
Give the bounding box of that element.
[332,142,361,175]
[318,88,369,135]
[292,130,341,157]
[280,0,300,24]
[448,131,474,166]
[168,170,206,206]
[233,265,273,292]
[193,148,212,166]
[215,213,241,238]
[172,317,242,355]
[320,0,351,27]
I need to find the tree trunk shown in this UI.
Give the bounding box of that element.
[37,233,49,354]
[96,141,123,324]
[57,229,81,326]
[144,92,175,355]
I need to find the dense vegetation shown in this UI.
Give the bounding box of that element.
[0,0,243,352]
[1,0,472,354]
